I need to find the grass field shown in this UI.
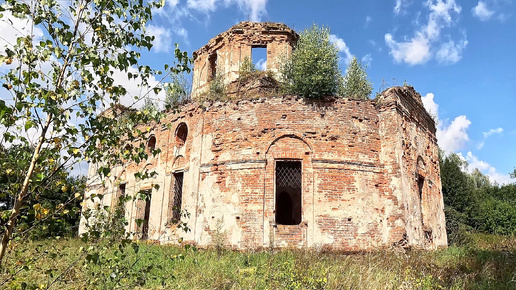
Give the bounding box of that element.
[1,233,516,289]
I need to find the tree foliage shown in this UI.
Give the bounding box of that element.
[338,56,373,100]
[0,0,189,264]
[0,144,84,239]
[281,24,341,99]
[440,152,516,245]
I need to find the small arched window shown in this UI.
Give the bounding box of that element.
[175,123,188,147]
[147,135,156,153]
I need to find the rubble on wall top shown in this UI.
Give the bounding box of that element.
[379,86,424,106]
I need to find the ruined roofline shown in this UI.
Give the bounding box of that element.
[193,21,299,59]
[377,85,436,134]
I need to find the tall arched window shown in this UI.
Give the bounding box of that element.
[175,123,188,147]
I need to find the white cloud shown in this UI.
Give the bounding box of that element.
[436,38,468,64]
[187,0,217,12]
[255,58,266,71]
[167,0,180,9]
[361,54,372,68]
[422,93,511,185]
[186,0,268,21]
[394,0,410,15]
[483,127,503,138]
[421,92,471,152]
[329,34,353,64]
[108,66,166,110]
[437,115,471,152]
[231,0,268,22]
[421,93,439,117]
[385,33,431,65]
[0,11,44,55]
[472,1,494,21]
[385,0,465,65]
[146,25,173,53]
[463,152,513,185]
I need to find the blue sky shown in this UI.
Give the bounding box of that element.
[142,0,516,183]
[1,0,515,183]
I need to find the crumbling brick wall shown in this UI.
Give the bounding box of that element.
[80,89,447,250]
[79,22,447,251]
[191,22,298,99]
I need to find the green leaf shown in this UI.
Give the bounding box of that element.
[24,120,34,131]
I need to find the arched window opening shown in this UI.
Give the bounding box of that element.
[175,123,188,147]
[275,161,302,225]
[147,135,156,153]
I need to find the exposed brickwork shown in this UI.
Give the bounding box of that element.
[191,22,298,99]
[79,23,447,251]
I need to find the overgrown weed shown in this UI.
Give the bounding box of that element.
[2,233,516,289]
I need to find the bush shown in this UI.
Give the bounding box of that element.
[207,72,226,100]
[281,24,341,99]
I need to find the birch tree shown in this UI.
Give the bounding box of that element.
[0,0,189,264]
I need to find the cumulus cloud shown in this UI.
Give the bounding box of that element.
[385,33,431,65]
[436,38,468,64]
[329,34,353,64]
[437,115,471,152]
[385,0,466,65]
[422,93,511,185]
[474,127,503,149]
[421,93,439,117]
[472,1,494,21]
[229,0,268,22]
[146,24,173,53]
[107,66,166,110]
[421,92,471,152]
[462,152,513,185]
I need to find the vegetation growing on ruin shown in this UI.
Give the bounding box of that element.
[281,24,341,99]
[339,56,373,100]
[207,71,227,100]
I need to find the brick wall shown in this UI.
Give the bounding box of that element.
[80,88,448,250]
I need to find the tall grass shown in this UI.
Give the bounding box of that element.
[2,233,516,289]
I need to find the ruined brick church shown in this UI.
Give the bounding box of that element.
[80,22,447,250]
